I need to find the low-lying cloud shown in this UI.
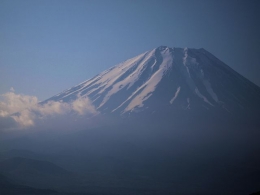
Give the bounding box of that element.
[72,95,97,115]
[0,91,38,117]
[0,90,98,129]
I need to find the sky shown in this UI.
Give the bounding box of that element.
[1,0,260,101]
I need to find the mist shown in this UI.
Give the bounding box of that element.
[1,106,260,194]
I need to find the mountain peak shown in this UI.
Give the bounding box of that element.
[156,45,171,50]
[45,46,260,119]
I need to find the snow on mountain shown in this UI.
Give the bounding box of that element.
[45,46,260,117]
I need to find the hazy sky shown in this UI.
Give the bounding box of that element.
[1,0,259,101]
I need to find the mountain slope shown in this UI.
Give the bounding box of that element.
[45,46,260,121]
[5,46,260,195]
[0,173,58,195]
[0,157,74,189]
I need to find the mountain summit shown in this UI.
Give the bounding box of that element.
[2,46,260,195]
[46,46,260,120]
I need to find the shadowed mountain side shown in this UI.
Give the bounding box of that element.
[44,46,260,121]
[0,173,58,195]
[0,157,87,191]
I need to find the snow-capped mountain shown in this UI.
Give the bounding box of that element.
[45,46,260,119]
[3,46,260,195]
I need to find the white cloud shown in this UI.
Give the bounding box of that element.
[72,96,97,115]
[35,101,71,116]
[12,109,35,127]
[0,91,38,117]
[0,91,98,129]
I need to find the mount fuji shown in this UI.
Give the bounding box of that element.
[2,46,260,195]
[45,46,260,122]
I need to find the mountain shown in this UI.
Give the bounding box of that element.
[3,46,260,195]
[0,173,58,195]
[0,157,75,189]
[45,46,260,122]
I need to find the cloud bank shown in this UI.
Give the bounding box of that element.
[0,92,38,117]
[0,91,98,129]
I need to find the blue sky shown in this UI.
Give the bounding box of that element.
[1,0,260,101]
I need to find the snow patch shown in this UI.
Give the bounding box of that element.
[194,88,214,106]
[186,98,190,109]
[170,87,181,104]
[203,80,219,102]
[97,50,156,109]
[183,48,191,77]
[122,50,173,112]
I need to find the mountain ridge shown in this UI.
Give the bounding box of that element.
[43,46,260,121]
[2,46,260,195]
